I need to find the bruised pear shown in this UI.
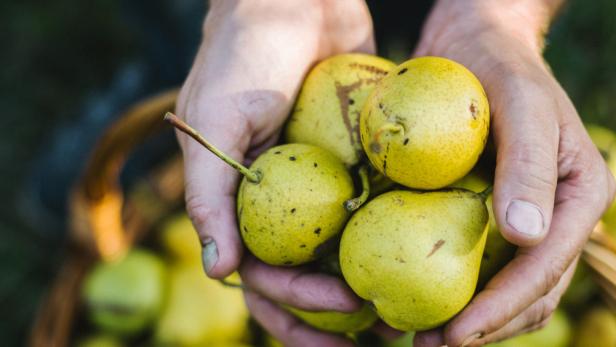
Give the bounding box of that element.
[286,54,396,166]
[360,56,490,189]
[166,113,354,266]
[340,189,489,331]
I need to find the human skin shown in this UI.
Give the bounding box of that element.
[174,0,615,346]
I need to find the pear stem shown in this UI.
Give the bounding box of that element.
[375,122,404,137]
[478,185,493,201]
[164,112,261,183]
[344,166,371,212]
[219,279,244,289]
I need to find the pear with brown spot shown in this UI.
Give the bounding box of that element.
[360,56,490,189]
[285,53,397,166]
[339,189,489,331]
[165,113,354,266]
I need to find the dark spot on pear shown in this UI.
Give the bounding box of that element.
[403,138,409,145]
[314,227,321,235]
[397,68,408,75]
[370,142,382,153]
[349,98,355,105]
[427,239,446,258]
[378,103,384,110]
[290,208,296,213]
[300,244,306,248]
[469,101,478,119]
[243,226,248,233]
[289,156,296,161]
[274,151,281,154]
[313,162,318,167]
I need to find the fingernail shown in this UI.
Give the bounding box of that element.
[202,238,218,274]
[506,199,544,236]
[461,332,483,347]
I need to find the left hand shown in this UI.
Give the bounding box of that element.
[412,1,615,346]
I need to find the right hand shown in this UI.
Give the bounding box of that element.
[175,1,377,345]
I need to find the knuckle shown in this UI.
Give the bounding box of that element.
[185,194,218,235]
[503,140,557,193]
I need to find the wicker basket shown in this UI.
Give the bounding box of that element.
[29,89,184,347]
[28,88,616,346]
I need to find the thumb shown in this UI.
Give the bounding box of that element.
[492,84,559,247]
[178,111,251,279]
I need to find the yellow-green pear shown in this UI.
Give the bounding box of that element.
[286,304,378,333]
[340,189,489,331]
[76,335,125,347]
[586,124,616,235]
[451,173,516,287]
[154,267,249,346]
[159,213,201,264]
[572,307,616,347]
[81,249,166,336]
[385,332,415,347]
[166,113,354,266]
[486,309,571,347]
[286,53,396,166]
[360,56,490,189]
[237,144,354,265]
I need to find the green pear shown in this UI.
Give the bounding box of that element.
[339,189,489,331]
[572,307,616,347]
[286,53,397,166]
[286,304,378,333]
[586,124,616,235]
[451,173,516,287]
[385,332,415,347]
[159,213,201,264]
[166,113,354,266]
[486,309,571,347]
[76,335,124,347]
[360,56,490,189]
[154,266,249,346]
[81,249,166,336]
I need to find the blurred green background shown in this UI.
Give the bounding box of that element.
[1,0,615,344]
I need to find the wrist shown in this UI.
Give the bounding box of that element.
[419,0,558,57]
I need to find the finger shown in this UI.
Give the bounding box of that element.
[413,328,445,347]
[491,81,560,246]
[239,255,362,312]
[466,259,576,346]
[244,290,355,347]
[179,111,251,279]
[443,167,608,347]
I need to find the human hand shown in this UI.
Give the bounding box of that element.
[412,0,615,346]
[175,1,375,346]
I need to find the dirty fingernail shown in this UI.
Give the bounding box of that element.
[506,199,544,236]
[461,332,483,347]
[202,238,218,274]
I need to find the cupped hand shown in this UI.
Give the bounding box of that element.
[413,1,615,346]
[175,0,375,346]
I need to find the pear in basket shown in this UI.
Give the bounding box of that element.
[81,249,166,336]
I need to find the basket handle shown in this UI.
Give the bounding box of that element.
[30,89,181,347]
[69,88,179,260]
